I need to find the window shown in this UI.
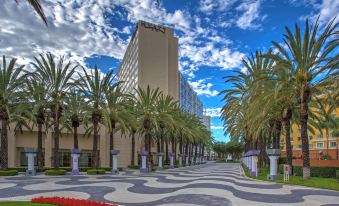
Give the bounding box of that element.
[58,151,71,167]
[317,143,324,148]
[291,146,294,150]
[317,134,323,139]
[298,129,301,134]
[298,145,302,149]
[309,144,313,149]
[298,137,301,142]
[20,152,38,166]
[309,136,313,140]
[330,142,337,148]
[290,129,293,134]
[329,133,333,138]
[290,138,293,142]
[79,152,92,167]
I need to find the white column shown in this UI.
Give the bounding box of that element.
[71,153,80,175]
[26,153,37,176]
[178,155,183,167]
[185,156,189,166]
[111,150,120,174]
[269,156,279,177]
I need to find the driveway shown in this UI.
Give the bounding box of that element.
[0,162,338,205]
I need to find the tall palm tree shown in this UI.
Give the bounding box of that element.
[62,89,89,150]
[103,85,134,166]
[270,18,338,179]
[25,79,49,170]
[0,56,26,170]
[31,53,77,169]
[133,86,161,171]
[78,67,117,169]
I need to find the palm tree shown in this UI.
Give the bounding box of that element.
[133,86,161,171]
[25,79,49,170]
[31,53,77,169]
[62,89,89,150]
[0,56,26,170]
[270,18,338,179]
[103,85,134,166]
[15,0,47,25]
[78,67,117,169]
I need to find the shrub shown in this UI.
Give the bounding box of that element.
[336,170,339,182]
[320,154,332,160]
[87,169,106,175]
[8,167,26,172]
[45,169,67,176]
[279,157,287,164]
[128,165,139,170]
[0,170,18,176]
[31,196,116,206]
[278,164,339,178]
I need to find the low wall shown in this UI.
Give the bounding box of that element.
[292,159,339,167]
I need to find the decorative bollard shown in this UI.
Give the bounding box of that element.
[25,148,37,176]
[157,153,164,170]
[71,149,81,175]
[178,154,183,167]
[140,150,149,173]
[185,155,189,167]
[111,150,120,174]
[266,149,281,180]
[250,150,260,176]
[169,152,175,169]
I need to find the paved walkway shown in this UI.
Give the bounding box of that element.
[0,163,339,206]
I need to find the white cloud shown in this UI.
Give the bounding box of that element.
[189,79,219,97]
[211,125,224,130]
[199,0,236,14]
[236,0,265,30]
[205,108,222,117]
[0,0,128,66]
[315,0,339,24]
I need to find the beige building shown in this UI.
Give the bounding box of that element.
[3,20,181,169]
[118,20,179,100]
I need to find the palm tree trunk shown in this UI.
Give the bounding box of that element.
[300,87,311,179]
[0,117,8,170]
[283,112,292,174]
[157,139,160,153]
[73,126,78,149]
[37,123,44,170]
[179,136,183,154]
[171,135,175,153]
[53,116,60,169]
[92,115,100,169]
[109,122,115,167]
[326,128,329,155]
[165,140,169,162]
[131,131,135,166]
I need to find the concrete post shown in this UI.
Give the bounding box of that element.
[71,149,80,175]
[266,149,281,180]
[169,152,174,169]
[140,150,148,173]
[178,154,183,167]
[185,155,189,167]
[25,148,37,176]
[111,150,120,174]
[157,153,164,170]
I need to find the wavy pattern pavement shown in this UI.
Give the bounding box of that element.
[0,162,338,206]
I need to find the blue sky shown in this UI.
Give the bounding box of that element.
[1,0,337,142]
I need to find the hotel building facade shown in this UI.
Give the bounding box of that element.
[0,20,207,169]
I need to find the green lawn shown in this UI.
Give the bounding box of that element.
[243,166,339,191]
[0,202,54,206]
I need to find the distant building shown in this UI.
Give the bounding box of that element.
[203,115,211,131]
[179,73,203,119]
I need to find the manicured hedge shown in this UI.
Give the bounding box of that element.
[0,170,18,176]
[87,169,106,175]
[45,169,67,176]
[128,165,139,169]
[336,170,339,182]
[278,164,339,178]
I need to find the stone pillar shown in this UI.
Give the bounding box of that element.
[71,149,80,175]
[266,149,281,180]
[250,150,260,176]
[157,153,164,170]
[25,148,37,176]
[111,150,120,174]
[185,155,189,167]
[169,152,174,169]
[140,150,148,173]
[178,154,183,167]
